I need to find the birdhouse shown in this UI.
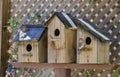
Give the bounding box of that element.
[45,12,77,63]
[74,19,113,64]
[45,12,113,64]
[14,24,47,62]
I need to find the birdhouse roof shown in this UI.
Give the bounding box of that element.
[14,24,46,42]
[73,18,114,41]
[46,12,113,41]
[45,12,77,28]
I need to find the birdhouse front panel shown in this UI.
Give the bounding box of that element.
[14,24,47,63]
[47,16,66,63]
[77,27,98,63]
[47,13,77,63]
[18,42,39,62]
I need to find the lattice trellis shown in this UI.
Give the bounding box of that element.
[9,0,120,77]
[13,68,55,77]
[8,68,120,77]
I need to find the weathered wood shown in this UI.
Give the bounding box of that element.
[0,0,2,76]
[47,15,76,63]
[18,40,47,63]
[77,27,98,63]
[55,69,71,77]
[47,16,66,63]
[65,29,77,63]
[10,63,119,70]
[0,0,10,77]
[97,41,109,64]
[77,24,110,64]
[39,29,47,62]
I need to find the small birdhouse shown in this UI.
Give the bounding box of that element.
[74,19,113,64]
[14,24,47,62]
[46,12,77,63]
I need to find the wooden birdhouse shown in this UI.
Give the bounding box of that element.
[45,12,77,63]
[46,12,113,64]
[14,24,47,62]
[74,19,113,64]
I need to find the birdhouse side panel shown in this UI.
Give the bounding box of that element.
[47,16,66,63]
[77,28,98,64]
[97,41,109,64]
[18,42,24,62]
[38,30,47,63]
[65,29,77,63]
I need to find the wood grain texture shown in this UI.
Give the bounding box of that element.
[55,69,71,77]
[10,62,119,70]
[0,0,2,76]
[47,16,76,63]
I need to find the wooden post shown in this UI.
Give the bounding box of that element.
[55,69,71,77]
[0,0,10,77]
[0,0,2,76]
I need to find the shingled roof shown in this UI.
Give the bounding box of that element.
[46,12,113,41]
[14,24,46,41]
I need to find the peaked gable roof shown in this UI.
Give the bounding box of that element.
[14,24,46,42]
[45,12,77,28]
[73,18,114,41]
[45,12,113,41]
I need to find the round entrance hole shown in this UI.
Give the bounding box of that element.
[54,29,60,36]
[26,44,32,52]
[86,37,91,45]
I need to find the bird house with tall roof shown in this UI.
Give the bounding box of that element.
[14,24,47,62]
[46,12,77,63]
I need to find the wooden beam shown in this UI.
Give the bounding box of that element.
[10,63,119,70]
[0,0,10,77]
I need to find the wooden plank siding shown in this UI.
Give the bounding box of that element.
[77,27,98,64]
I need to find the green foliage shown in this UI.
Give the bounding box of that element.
[87,0,93,3]
[27,12,49,22]
[12,43,18,56]
[8,17,20,28]
[27,13,41,22]
[8,17,20,34]
[114,70,120,77]
[112,22,117,27]
[86,71,93,77]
